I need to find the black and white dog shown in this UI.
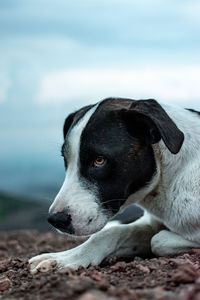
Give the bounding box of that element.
[29,98,200,274]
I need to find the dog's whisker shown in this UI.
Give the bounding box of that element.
[100,198,125,205]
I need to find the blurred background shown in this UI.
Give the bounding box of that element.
[0,0,200,231]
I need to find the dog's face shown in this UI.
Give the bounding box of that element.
[48,98,184,236]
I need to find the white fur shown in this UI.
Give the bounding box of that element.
[29,102,200,274]
[49,104,109,235]
[139,105,200,243]
[121,104,200,244]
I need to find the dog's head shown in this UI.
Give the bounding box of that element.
[48,98,184,236]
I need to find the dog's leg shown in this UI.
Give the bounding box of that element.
[151,230,200,256]
[29,212,162,274]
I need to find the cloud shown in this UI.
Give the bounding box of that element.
[0,0,199,49]
[181,0,200,25]
[0,74,10,103]
[37,66,200,107]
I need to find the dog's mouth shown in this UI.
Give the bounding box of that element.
[47,197,127,237]
[71,210,113,236]
[47,209,112,237]
[55,219,108,238]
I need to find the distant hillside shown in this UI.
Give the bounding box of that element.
[0,192,144,232]
[0,153,64,200]
[0,192,51,231]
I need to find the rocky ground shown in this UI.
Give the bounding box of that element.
[0,231,200,300]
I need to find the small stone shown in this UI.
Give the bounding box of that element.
[0,261,7,273]
[91,273,102,282]
[159,259,168,266]
[173,263,199,283]
[195,277,200,284]
[134,256,143,262]
[0,276,12,291]
[169,258,188,266]
[78,292,99,300]
[137,264,150,274]
[154,286,165,298]
[78,290,109,300]
[110,262,126,272]
[0,242,7,251]
[191,248,200,254]
[98,280,109,291]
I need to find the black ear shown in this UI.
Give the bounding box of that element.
[63,112,77,139]
[63,104,95,139]
[120,99,184,154]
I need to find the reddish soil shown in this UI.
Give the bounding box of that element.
[0,231,200,300]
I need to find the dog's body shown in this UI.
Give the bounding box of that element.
[29,98,200,274]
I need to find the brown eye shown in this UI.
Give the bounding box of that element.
[94,156,105,167]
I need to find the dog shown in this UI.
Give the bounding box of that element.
[29,98,200,274]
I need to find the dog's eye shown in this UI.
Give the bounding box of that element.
[94,156,105,167]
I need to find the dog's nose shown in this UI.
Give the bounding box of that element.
[47,211,74,234]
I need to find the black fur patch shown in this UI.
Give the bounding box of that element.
[63,104,95,139]
[79,99,157,214]
[186,108,200,116]
[62,104,95,167]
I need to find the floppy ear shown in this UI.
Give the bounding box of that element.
[120,99,184,154]
[63,112,77,139]
[63,104,95,139]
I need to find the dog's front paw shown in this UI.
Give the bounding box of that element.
[29,253,59,274]
[29,232,111,274]
[29,247,101,274]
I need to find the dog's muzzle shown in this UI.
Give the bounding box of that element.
[48,211,75,234]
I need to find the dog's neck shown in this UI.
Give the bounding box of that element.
[120,104,200,213]
[159,104,200,171]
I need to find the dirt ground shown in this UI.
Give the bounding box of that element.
[0,231,200,300]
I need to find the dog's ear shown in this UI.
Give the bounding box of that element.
[120,99,184,154]
[63,112,77,139]
[63,105,95,139]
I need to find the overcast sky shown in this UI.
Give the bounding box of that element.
[0,0,200,110]
[0,0,200,196]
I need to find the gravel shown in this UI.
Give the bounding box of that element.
[0,231,200,299]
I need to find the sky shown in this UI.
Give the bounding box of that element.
[0,0,200,199]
